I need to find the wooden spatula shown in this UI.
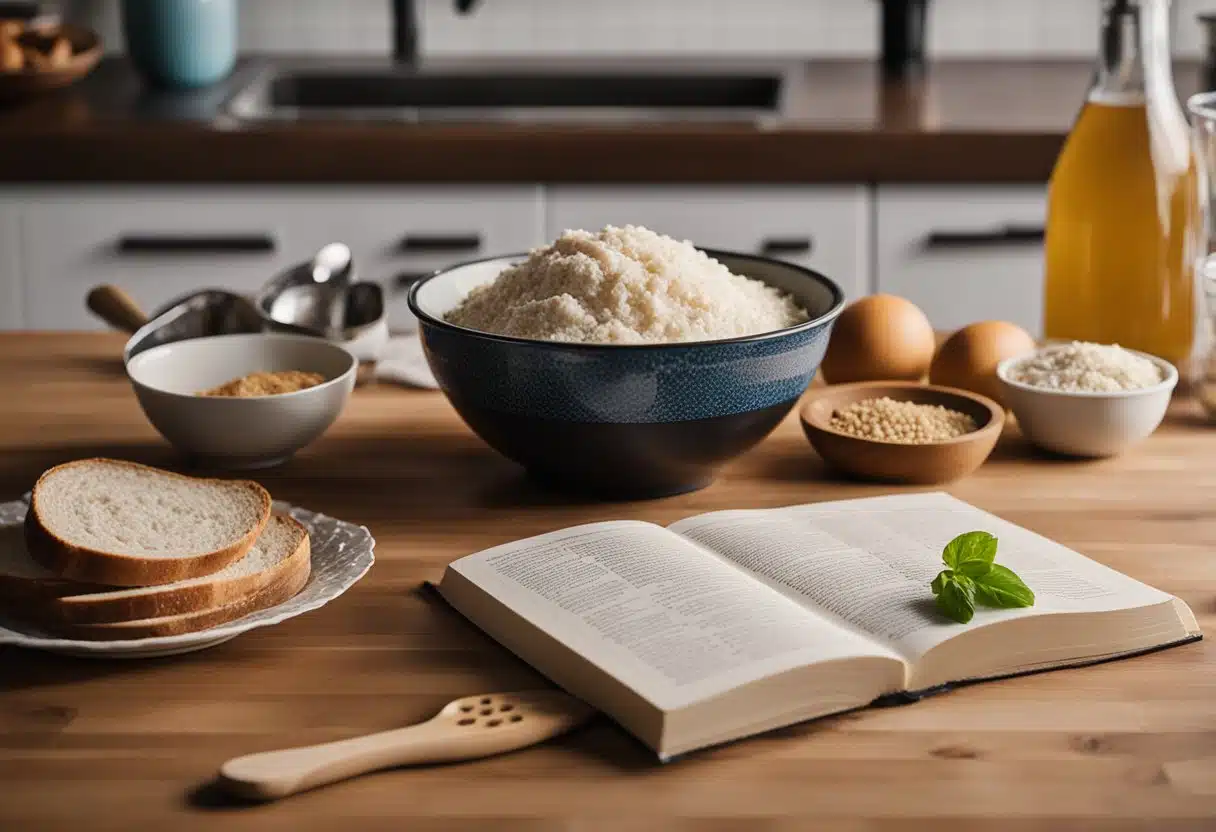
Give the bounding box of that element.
[218,690,596,801]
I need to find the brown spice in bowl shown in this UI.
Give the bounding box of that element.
[198,370,325,398]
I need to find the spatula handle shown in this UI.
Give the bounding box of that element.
[86,285,148,333]
[219,722,452,802]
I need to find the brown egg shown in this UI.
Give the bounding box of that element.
[821,294,936,384]
[930,320,1037,406]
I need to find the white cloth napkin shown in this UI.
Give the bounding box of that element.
[372,334,439,389]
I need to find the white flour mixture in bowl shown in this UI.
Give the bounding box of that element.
[443,225,809,344]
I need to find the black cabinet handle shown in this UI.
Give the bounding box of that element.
[398,234,482,253]
[116,234,277,254]
[392,271,432,291]
[924,226,1045,249]
[760,236,814,256]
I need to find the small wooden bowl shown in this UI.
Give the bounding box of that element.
[0,23,102,102]
[800,381,1005,484]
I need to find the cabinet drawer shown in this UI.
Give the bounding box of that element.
[23,194,301,331]
[875,187,1047,336]
[315,187,544,332]
[20,187,545,332]
[546,186,870,301]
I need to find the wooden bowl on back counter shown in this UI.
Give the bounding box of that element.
[0,22,102,102]
[800,381,1005,485]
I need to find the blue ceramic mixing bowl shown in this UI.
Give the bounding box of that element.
[408,251,845,498]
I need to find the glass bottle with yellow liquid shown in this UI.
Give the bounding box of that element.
[1043,0,1204,368]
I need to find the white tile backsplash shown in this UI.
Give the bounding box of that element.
[420,0,877,57]
[56,0,1216,60]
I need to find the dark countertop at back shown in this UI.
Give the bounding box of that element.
[0,57,1205,185]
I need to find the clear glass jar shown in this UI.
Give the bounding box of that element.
[1197,257,1216,416]
[1188,77,1216,413]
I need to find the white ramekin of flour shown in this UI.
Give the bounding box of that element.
[996,342,1178,458]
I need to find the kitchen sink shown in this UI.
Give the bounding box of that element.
[226,66,784,123]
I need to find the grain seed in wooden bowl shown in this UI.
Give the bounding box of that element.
[800,381,1004,484]
[827,396,977,444]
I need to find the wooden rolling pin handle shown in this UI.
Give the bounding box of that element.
[86,285,149,333]
[219,722,452,802]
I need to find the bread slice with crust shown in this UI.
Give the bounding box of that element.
[47,515,309,624]
[25,459,272,587]
[0,523,102,607]
[45,555,311,641]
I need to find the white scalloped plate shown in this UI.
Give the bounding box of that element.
[0,497,375,658]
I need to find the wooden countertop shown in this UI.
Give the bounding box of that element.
[0,58,1204,185]
[1,332,1214,829]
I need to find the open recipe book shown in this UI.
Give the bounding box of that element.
[434,493,1201,761]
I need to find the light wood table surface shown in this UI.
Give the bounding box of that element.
[1,333,1214,831]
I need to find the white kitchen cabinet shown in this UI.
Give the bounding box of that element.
[319,187,544,332]
[875,186,1047,336]
[16,187,544,332]
[546,186,872,300]
[5,184,1056,336]
[0,205,19,330]
[23,192,298,331]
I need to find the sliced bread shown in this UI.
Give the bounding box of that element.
[35,515,310,625]
[25,459,272,587]
[44,556,312,641]
[0,523,101,607]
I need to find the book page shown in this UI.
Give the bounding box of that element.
[669,492,1174,660]
[448,520,903,711]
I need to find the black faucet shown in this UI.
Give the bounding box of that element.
[393,0,482,64]
[879,0,930,79]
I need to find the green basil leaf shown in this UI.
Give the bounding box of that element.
[943,531,998,573]
[973,564,1035,608]
[935,575,976,624]
[956,558,993,579]
[930,569,952,596]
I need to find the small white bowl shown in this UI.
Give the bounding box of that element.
[126,334,357,469]
[996,347,1178,458]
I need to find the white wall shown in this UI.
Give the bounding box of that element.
[60,0,1216,60]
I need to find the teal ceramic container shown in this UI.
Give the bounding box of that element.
[121,0,237,89]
